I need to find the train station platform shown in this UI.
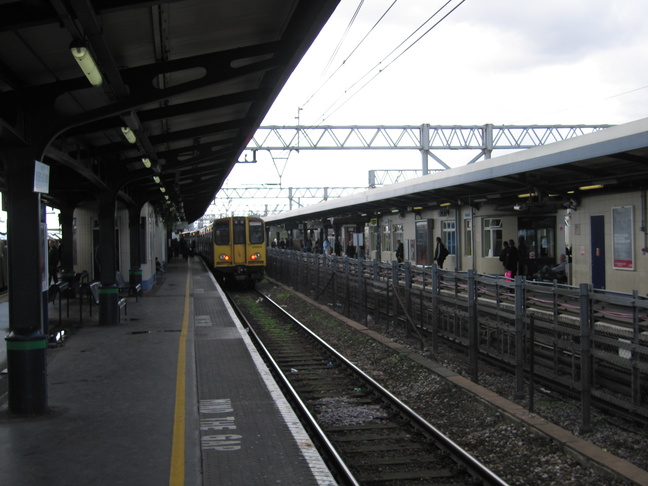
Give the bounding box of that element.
[0,259,335,486]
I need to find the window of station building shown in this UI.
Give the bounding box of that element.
[483,218,503,257]
[392,224,403,252]
[464,219,472,256]
[248,220,264,244]
[442,220,456,255]
[214,220,230,245]
[382,223,392,252]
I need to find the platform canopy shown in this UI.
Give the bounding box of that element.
[0,0,339,223]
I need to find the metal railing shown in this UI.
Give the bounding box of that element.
[267,248,648,430]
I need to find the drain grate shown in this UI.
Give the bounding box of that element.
[130,330,181,335]
[195,315,212,327]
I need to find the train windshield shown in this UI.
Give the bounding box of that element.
[214,220,230,245]
[249,220,264,244]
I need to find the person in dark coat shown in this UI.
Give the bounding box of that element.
[499,240,509,271]
[48,239,60,284]
[517,236,528,278]
[505,239,519,277]
[395,240,404,263]
[345,240,356,258]
[433,237,449,269]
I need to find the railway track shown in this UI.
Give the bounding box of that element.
[229,289,509,486]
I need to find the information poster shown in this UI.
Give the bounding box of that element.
[612,206,634,270]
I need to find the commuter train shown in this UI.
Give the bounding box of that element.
[190,216,266,287]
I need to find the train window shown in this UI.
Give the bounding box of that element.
[214,220,230,245]
[234,220,246,244]
[249,220,264,244]
[483,218,503,258]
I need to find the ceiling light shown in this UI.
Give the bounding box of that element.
[153,175,160,184]
[141,157,151,169]
[70,42,103,87]
[440,202,451,207]
[160,187,166,193]
[517,193,535,198]
[579,184,604,191]
[121,126,136,144]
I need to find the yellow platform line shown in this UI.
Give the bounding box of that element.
[169,268,191,485]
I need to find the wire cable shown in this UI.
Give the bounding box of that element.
[302,0,399,111]
[317,0,467,124]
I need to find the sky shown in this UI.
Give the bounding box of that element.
[215,0,648,218]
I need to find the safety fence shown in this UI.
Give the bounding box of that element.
[266,248,648,430]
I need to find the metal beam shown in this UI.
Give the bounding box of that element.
[244,123,613,169]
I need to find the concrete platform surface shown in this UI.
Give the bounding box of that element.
[0,259,335,486]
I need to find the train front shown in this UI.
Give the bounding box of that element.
[213,217,266,286]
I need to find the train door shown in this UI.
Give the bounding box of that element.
[233,218,246,263]
[591,215,606,289]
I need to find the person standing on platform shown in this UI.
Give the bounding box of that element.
[506,239,519,277]
[345,239,355,259]
[396,240,404,263]
[433,237,449,269]
[48,239,60,284]
[322,238,331,256]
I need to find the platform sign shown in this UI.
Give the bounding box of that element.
[34,161,50,193]
[612,206,634,270]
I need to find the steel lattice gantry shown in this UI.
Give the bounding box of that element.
[244,124,613,171]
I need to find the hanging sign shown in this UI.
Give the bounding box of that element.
[34,161,50,193]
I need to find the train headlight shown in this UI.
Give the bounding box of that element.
[249,253,261,261]
[219,254,231,261]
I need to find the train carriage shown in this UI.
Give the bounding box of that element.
[197,216,266,286]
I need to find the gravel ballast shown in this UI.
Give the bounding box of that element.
[257,280,648,486]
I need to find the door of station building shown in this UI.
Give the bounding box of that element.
[415,219,433,265]
[517,216,556,278]
[590,215,606,289]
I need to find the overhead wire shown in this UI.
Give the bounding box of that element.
[321,0,365,76]
[316,0,467,124]
[301,0,399,112]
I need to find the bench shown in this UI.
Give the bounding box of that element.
[117,270,143,302]
[48,281,71,325]
[118,296,127,322]
[115,271,130,295]
[130,282,142,302]
[82,281,127,322]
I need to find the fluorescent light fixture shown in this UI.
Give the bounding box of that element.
[70,43,102,87]
[517,193,536,198]
[141,157,151,168]
[579,184,604,191]
[160,187,166,193]
[391,209,399,213]
[412,206,423,210]
[164,195,169,200]
[153,175,160,184]
[121,126,136,144]
[440,202,451,207]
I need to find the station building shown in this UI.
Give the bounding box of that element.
[266,117,648,296]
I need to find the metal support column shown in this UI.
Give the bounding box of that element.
[97,194,119,325]
[128,205,143,295]
[4,151,48,415]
